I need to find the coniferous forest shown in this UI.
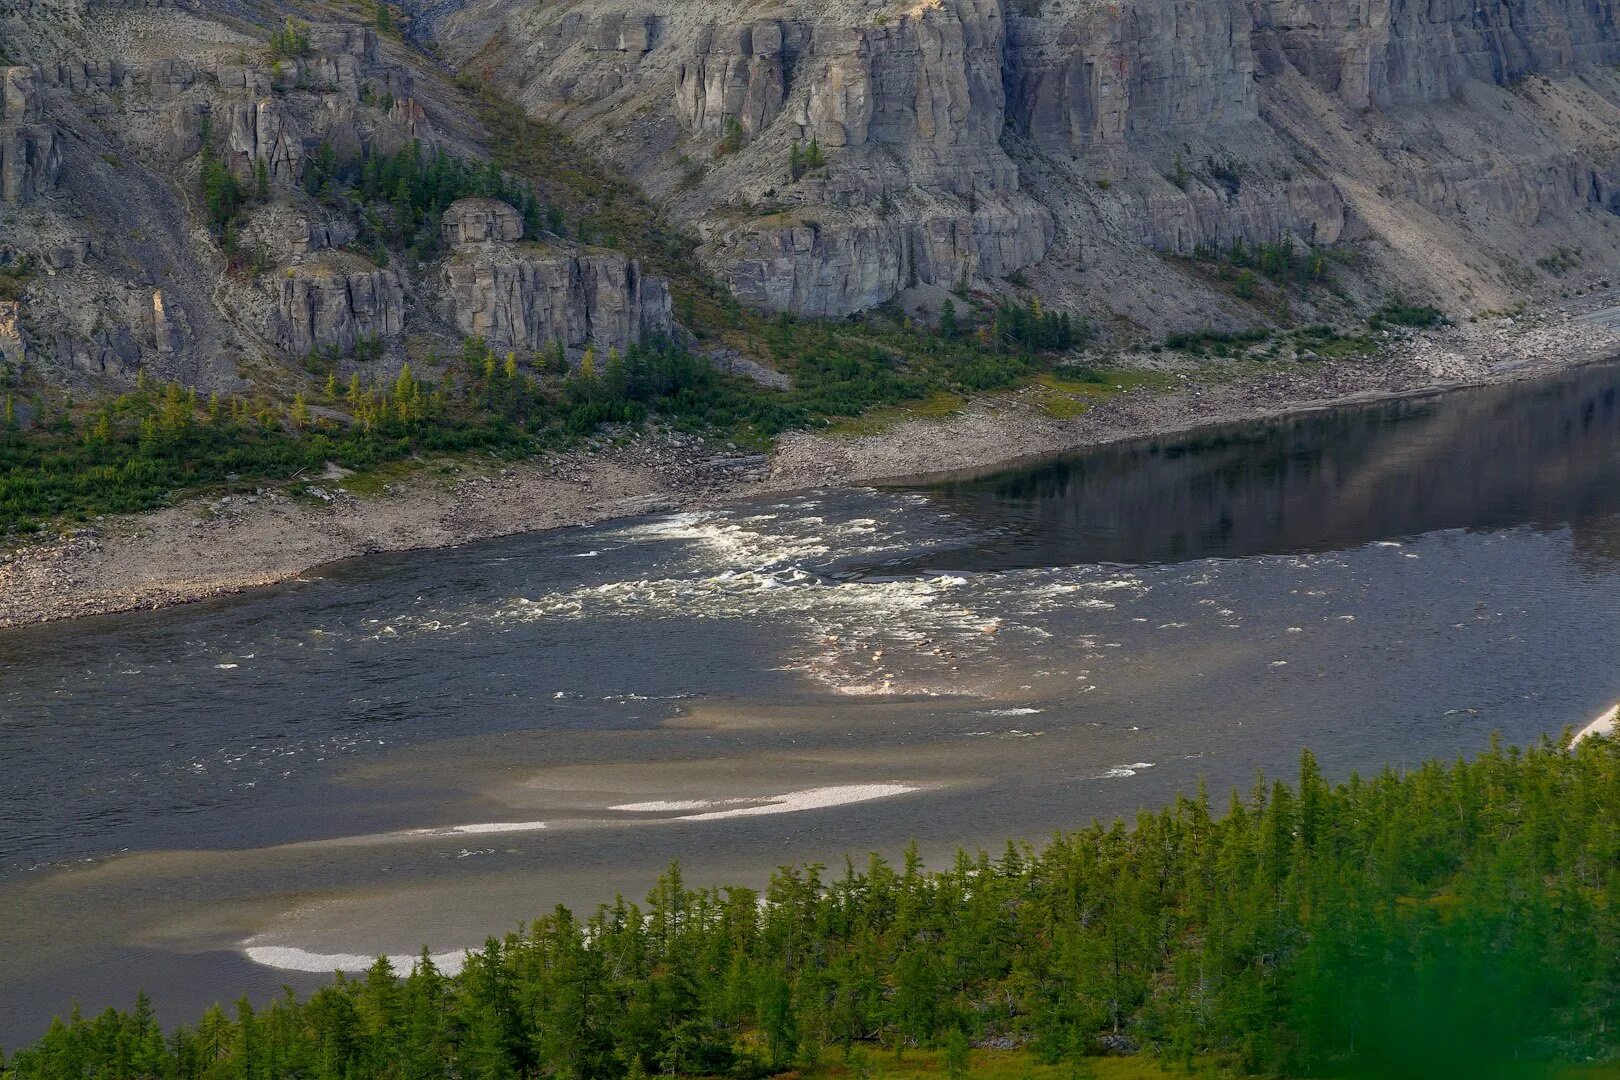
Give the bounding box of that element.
[5,736,1617,1080]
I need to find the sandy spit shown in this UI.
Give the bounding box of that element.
[4,304,1619,630]
[242,943,471,976]
[1575,703,1618,744]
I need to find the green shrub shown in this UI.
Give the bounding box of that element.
[1370,299,1446,329]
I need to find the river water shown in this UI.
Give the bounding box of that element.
[4,363,1620,1042]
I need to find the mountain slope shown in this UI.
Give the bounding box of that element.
[4,0,1620,402]
[424,0,1620,332]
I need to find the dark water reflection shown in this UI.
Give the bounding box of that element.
[875,366,1620,572]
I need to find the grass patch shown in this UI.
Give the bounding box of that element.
[1162,327,1271,358]
[827,391,965,437]
[0,255,37,302]
[1157,324,1377,363]
[1291,323,1377,359]
[330,456,419,497]
[1033,368,1177,419]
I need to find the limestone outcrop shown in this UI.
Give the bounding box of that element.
[442,197,525,245]
[10,0,1620,396]
[716,199,1053,317]
[1003,1,1257,155]
[436,194,673,351]
[237,204,359,263]
[272,256,407,356]
[1250,0,1620,109]
[1,66,61,204]
[0,301,24,366]
[422,0,1620,324]
[444,247,673,352]
[224,97,303,187]
[0,9,472,384]
[677,22,788,139]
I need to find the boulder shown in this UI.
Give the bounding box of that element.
[442,197,525,246]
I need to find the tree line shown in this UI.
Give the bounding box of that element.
[5,735,1617,1079]
[0,337,767,533]
[4,281,1102,535]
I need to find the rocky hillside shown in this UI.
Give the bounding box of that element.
[426,0,1620,332]
[0,0,674,392]
[3,0,1620,395]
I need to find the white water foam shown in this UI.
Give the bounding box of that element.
[366,503,1165,697]
[341,785,920,846]
[1096,762,1156,779]
[240,781,907,974]
[612,784,917,820]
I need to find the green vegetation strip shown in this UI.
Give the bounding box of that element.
[6,736,1618,1079]
[0,295,1093,536]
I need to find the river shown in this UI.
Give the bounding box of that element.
[4,362,1620,1042]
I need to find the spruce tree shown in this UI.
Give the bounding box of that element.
[943,1027,970,1080]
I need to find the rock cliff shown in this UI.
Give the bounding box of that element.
[272,255,408,356]
[1,66,61,204]
[427,0,1620,325]
[5,0,1620,401]
[0,6,681,390]
[441,198,674,351]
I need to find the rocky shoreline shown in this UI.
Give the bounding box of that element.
[4,304,1619,631]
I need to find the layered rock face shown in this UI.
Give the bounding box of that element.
[470,0,1055,316]
[721,200,1052,317]
[273,256,408,356]
[439,195,674,352]
[442,196,525,244]
[224,98,303,186]
[1,66,61,204]
[9,0,1620,400]
[1250,0,1620,109]
[700,0,1054,314]
[444,247,673,352]
[0,0,699,404]
[426,0,1620,324]
[0,300,24,366]
[0,7,469,387]
[1003,0,1257,154]
[677,21,788,138]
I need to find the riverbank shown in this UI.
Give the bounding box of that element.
[5,303,1619,629]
